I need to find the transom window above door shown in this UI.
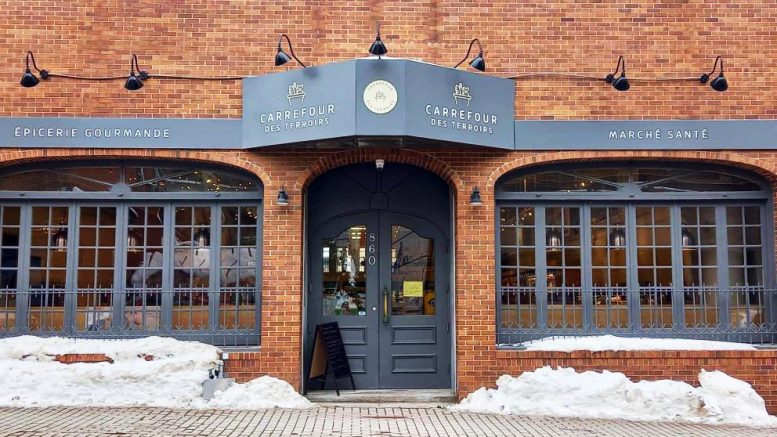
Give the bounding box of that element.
[495,163,775,345]
[0,161,263,346]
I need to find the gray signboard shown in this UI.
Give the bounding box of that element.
[515,120,777,150]
[242,61,357,147]
[404,61,515,149]
[242,58,516,149]
[0,117,241,149]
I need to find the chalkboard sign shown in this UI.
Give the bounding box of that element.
[305,322,355,395]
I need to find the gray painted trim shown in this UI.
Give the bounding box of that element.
[515,120,777,150]
[3,117,777,151]
[1,118,241,149]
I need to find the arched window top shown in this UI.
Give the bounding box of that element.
[0,162,261,193]
[496,163,768,199]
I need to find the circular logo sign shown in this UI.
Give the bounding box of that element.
[363,80,398,114]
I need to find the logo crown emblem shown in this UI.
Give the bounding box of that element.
[453,82,472,106]
[287,82,306,105]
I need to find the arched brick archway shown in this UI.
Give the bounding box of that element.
[487,150,777,189]
[294,148,465,193]
[0,148,272,187]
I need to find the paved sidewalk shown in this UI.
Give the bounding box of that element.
[1,405,775,437]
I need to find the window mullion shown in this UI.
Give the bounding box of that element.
[625,204,640,333]
[580,204,593,331]
[535,206,548,330]
[17,205,31,334]
[670,204,685,331]
[715,205,730,329]
[161,203,173,333]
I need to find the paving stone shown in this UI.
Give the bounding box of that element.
[0,405,775,437]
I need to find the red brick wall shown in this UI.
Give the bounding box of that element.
[2,1,775,120]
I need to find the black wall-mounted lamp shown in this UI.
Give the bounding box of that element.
[454,39,486,72]
[368,22,388,58]
[605,56,630,91]
[275,34,307,68]
[277,187,290,206]
[124,54,149,91]
[20,51,49,88]
[469,187,483,206]
[700,56,728,92]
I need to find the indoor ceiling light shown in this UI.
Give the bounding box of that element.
[368,22,388,57]
[275,34,307,68]
[124,54,149,91]
[700,55,728,92]
[454,38,485,72]
[469,187,483,206]
[20,51,49,88]
[605,55,630,91]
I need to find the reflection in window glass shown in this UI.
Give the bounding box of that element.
[636,206,673,328]
[76,206,116,331]
[546,207,582,329]
[0,207,19,331]
[499,206,537,330]
[727,206,765,328]
[125,206,164,331]
[591,207,628,329]
[28,206,68,332]
[391,225,435,316]
[172,206,211,330]
[322,226,367,316]
[219,206,259,330]
[680,206,718,328]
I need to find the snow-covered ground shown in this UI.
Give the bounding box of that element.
[505,335,758,352]
[452,366,777,427]
[0,336,311,409]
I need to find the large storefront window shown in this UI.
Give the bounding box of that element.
[0,162,263,346]
[496,164,775,344]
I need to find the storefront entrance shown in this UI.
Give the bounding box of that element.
[305,163,451,389]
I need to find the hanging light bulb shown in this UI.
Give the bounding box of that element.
[52,227,67,252]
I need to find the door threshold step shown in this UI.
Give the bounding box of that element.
[305,389,456,404]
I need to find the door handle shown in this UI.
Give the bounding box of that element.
[383,285,390,325]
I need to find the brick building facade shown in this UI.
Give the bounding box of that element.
[2,1,777,412]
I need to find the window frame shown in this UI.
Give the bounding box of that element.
[0,162,263,347]
[495,163,776,345]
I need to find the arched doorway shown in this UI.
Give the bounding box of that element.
[0,161,263,346]
[305,162,452,389]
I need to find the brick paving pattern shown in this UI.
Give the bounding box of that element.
[1,405,775,437]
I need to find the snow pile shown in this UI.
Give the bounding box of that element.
[512,335,757,352]
[452,366,777,426]
[0,336,311,409]
[209,376,312,409]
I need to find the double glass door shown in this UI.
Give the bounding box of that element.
[309,211,450,389]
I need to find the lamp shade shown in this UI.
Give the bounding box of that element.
[609,228,626,247]
[369,36,388,56]
[53,228,67,251]
[125,73,144,91]
[275,49,291,66]
[612,73,630,91]
[710,73,728,92]
[20,69,40,88]
[277,188,289,206]
[546,229,562,250]
[194,229,210,247]
[469,187,483,206]
[469,51,486,72]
